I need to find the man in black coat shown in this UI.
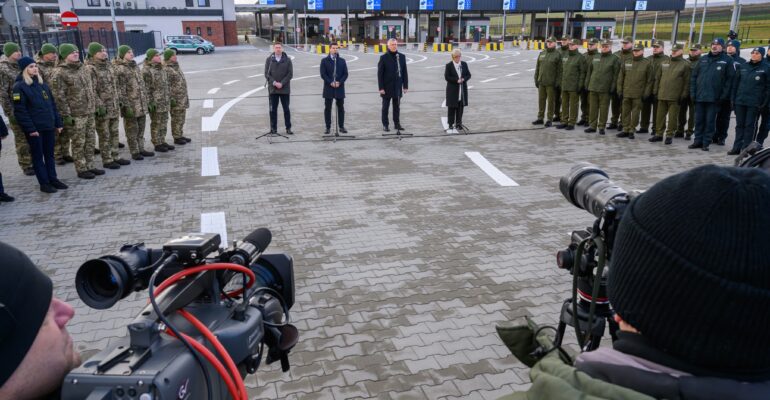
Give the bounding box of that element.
[264,42,294,135]
[377,38,409,131]
[320,43,348,134]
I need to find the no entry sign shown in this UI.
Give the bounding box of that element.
[61,11,79,27]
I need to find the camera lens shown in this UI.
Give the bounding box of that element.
[560,163,628,218]
[76,258,130,310]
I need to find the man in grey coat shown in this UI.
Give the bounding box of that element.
[264,42,293,134]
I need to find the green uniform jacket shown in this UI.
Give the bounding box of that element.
[50,62,96,118]
[586,52,620,93]
[654,55,691,102]
[164,61,189,110]
[535,47,562,88]
[560,49,586,92]
[142,61,170,113]
[648,53,670,97]
[0,59,20,115]
[112,58,149,117]
[86,58,120,119]
[617,56,653,99]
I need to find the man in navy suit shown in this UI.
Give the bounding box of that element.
[378,38,409,131]
[320,43,348,134]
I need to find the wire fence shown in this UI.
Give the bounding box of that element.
[0,27,157,60]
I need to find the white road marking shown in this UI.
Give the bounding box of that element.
[527,68,536,71]
[506,72,520,77]
[202,86,265,131]
[441,100,446,108]
[224,80,240,85]
[201,147,220,176]
[401,52,428,64]
[441,117,449,130]
[424,65,445,69]
[465,52,491,62]
[201,212,228,245]
[468,86,474,89]
[203,99,214,108]
[505,61,517,65]
[481,78,498,83]
[248,73,263,78]
[486,64,498,68]
[187,64,260,75]
[465,152,519,187]
[208,87,220,95]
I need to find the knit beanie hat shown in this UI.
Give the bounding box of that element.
[58,43,78,59]
[87,42,104,58]
[163,48,176,61]
[753,47,767,58]
[711,37,726,48]
[0,241,53,386]
[40,43,57,56]
[18,56,35,71]
[609,165,770,378]
[145,48,159,60]
[728,39,741,51]
[118,45,132,59]
[3,42,20,58]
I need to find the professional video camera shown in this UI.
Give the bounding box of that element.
[61,228,297,400]
[552,163,640,352]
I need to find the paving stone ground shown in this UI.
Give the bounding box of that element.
[0,41,739,399]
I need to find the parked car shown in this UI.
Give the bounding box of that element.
[165,38,214,55]
[164,35,216,53]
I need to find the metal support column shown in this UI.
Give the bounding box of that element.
[521,13,526,40]
[416,10,420,43]
[529,12,535,38]
[502,10,507,41]
[631,10,638,41]
[283,11,289,42]
[257,12,262,38]
[729,0,740,31]
[438,11,445,43]
[688,0,698,44]
[563,11,569,38]
[671,10,680,44]
[293,10,299,44]
[698,0,709,44]
[268,13,274,41]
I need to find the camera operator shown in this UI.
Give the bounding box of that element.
[498,165,770,399]
[0,241,80,400]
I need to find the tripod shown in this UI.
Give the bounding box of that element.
[553,297,618,352]
[256,95,290,143]
[323,100,354,142]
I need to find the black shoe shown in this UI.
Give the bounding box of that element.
[182,136,192,143]
[674,132,684,138]
[544,121,553,127]
[628,134,635,139]
[104,162,120,169]
[649,136,663,142]
[286,129,294,135]
[40,184,57,193]
[140,150,155,157]
[607,123,618,130]
[727,149,741,155]
[665,138,673,145]
[577,120,587,126]
[716,139,726,146]
[685,134,692,141]
[565,125,575,131]
[532,119,544,125]
[339,127,348,134]
[688,142,703,149]
[383,126,390,132]
[132,154,144,161]
[94,148,101,155]
[553,116,561,122]
[702,146,710,151]
[174,138,187,145]
[63,155,74,163]
[616,132,630,138]
[395,125,405,131]
[636,128,649,134]
[324,128,330,135]
[55,158,66,165]
[599,129,606,135]
[23,168,35,176]
[154,145,168,153]
[118,142,126,148]
[116,158,131,165]
[584,127,597,133]
[617,125,624,131]
[90,168,105,176]
[0,193,14,202]
[164,143,175,151]
[50,180,68,189]
[556,124,568,129]
[77,171,95,179]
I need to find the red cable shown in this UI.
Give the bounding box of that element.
[153,263,256,298]
[178,309,247,400]
[165,329,241,400]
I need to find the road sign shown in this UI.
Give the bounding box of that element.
[457,0,471,11]
[635,1,648,11]
[503,0,516,11]
[581,0,595,11]
[61,10,79,27]
[419,0,434,11]
[2,0,34,27]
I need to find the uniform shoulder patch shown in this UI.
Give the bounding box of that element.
[12,92,20,102]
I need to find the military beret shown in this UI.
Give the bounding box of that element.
[40,43,57,56]
[622,36,633,43]
[3,42,19,58]
[87,42,104,58]
[671,43,684,51]
[690,43,702,50]
[58,43,78,60]
[633,43,645,51]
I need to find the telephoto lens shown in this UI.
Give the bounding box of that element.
[559,163,629,218]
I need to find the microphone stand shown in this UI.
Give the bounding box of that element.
[382,52,413,140]
[323,55,354,142]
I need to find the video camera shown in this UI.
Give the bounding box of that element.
[61,228,297,400]
[553,163,640,351]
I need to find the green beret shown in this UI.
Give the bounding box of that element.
[87,42,104,57]
[40,43,57,56]
[163,48,176,61]
[58,43,78,60]
[671,43,684,51]
[145,48,159,60]
[3,42,19,58]
[118,45,132,59]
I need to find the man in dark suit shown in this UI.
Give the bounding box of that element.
[264,42,293,135]
[377,38,409,132]
[320,43,348,134]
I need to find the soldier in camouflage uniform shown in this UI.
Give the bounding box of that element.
[639,40,670,134]
[0,42,34,175]
[113,45,154,160]
[50,44,103,180]
[86,42,130,170]
[163,49,191,145]
[611,37,634,131]
[579,38,599,126]
[142,49,174,153]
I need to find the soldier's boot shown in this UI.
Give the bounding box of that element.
[617,132,630,138]
[584,127,597,133]
[532,119,544,125]
[607,123,618,130]
[599,129,606,135]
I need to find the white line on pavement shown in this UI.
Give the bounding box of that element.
[486,64,498,68]
[465,152,519,187]
[202,86,265,131]
[506,72,520,77]
[441,99,446,108]
[481,78,497,83]
[208,87,220,95]
[203,99,214,108]
[441,117,449,130]
[527,68,536,71]
[201,212,228,244]
[505,61,517,65]
[424,65,444,69]
[248,74,263,78]
[224,80,240,85]
[201,147,220,176]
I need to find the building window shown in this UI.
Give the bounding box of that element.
[197,0,209,6]
[207,27,212,36]
[185,0,193,6]
[87,0,100,6]
[196,27,202,36]
[186,27,191,34]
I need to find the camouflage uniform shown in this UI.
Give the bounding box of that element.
[113,57,149,157]
[142,60,170,146]
[164,60,189,141]
[50,61,97,174]
[86,57,120,165]
[0,58,32,172]
[35,57,57,83]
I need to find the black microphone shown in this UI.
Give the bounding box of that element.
[227,228,272,266]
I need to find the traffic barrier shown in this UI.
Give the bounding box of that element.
[433,43,453,52]
[423,42,428,52]
[511,40,521,47]
[373,44,387,53]
[337,40,348,48]
[530,41,545,50]
[635,40,652,48]
[485,42,504,51]
[316,45,330,54]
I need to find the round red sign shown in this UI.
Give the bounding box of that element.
[61,10,79,28]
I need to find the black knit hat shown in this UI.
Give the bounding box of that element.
[0,241,53,386]
[609,165,770,377]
